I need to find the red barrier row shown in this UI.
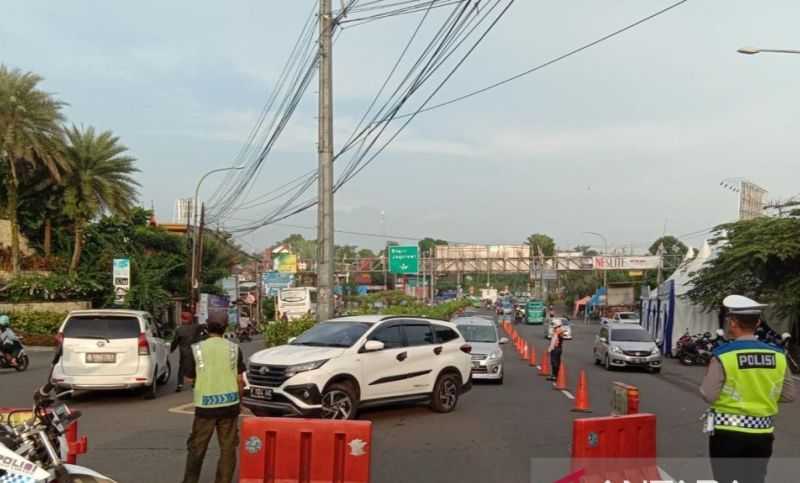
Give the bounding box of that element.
[239,416,372,483]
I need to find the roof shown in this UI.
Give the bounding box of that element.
[68,309,150,317]
[606,323,647,331]
[329,315,457,326]
[452,316,495,327]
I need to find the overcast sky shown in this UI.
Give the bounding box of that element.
[5,1,800,254]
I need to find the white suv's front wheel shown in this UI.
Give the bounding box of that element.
[321,383,357,420]
[430,373,460,413]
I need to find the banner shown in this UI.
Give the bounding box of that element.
[198,293,230,325]
[263,272,294,295]
[273,253,298,273]
[592,256,660,271]
[112,258,130,305]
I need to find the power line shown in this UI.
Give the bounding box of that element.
[390,0,690,119]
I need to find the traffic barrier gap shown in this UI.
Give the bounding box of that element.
[570,413,658,483]
[239,416,372,483]
[529,346,537,367]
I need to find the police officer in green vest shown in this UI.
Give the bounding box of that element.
[181,321,246,483]
[701,295,796,483]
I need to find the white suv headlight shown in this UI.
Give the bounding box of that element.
[285,359,328,378]
[487,350,502,361]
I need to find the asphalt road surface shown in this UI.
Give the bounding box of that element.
[2,312,799,482]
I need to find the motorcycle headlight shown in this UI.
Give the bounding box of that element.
[610,346,623,354]
[285,360,328,378]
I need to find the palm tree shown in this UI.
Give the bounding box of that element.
[63,125,140,272]
[0,65,67,273]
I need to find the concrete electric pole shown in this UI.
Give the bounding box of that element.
[317,0,335,321]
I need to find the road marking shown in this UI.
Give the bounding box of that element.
[168,402,195,415]
[168,402,254,417]
[561,390,575,400]
[658,466,675,481]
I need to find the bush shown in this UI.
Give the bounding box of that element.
[264,315,316,348]
[344,297,471,321]
[8,311,67,336]
[3,273,104,303]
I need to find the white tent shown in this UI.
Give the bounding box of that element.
[666,241,720,352]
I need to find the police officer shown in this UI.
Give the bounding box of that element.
[700,295,796,483]
[547,319,565,382]
[181,320,246,483]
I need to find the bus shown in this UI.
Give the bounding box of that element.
[277,287,317,321]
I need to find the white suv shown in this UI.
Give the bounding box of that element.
[51,310,171,399]
[243,315,473,419]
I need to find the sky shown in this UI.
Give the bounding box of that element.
[4,1,800,254]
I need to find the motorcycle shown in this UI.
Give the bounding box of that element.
[0,336,30,372]
[514,307,525,325]
[676,331,715,366]
[760,330,800,374]
[0,389,117,482]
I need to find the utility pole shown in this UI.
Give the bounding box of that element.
[195,203,206,305]
[316,0,335,321]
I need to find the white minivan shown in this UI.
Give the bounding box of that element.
[51,310,171,399]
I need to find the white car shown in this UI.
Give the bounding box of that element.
[612,312,641,324]
[453,316,508,384]
[51,310,171,399]
[243,315,473,419]
[544,317,573,340]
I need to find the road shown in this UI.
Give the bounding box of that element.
[2,312,799,482]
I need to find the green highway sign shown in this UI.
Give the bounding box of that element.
[388,245,419,274]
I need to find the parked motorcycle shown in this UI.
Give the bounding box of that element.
[0,388,116,482]
[0,336,30,372]
[675,331,715,366]
[514,307,525,324]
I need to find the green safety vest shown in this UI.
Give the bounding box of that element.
[711,340,787,434]
[192,337,240,409]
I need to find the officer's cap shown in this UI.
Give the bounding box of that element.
[723,295,767,315]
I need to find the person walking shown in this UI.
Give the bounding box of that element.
[700,295,795,483]
[181,320,247,483]
[171,312,203,393]
[547,319,565,382]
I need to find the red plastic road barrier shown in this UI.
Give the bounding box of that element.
[570,413,658,483]
[239,417,372,483]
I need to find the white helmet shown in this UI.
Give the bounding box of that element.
[552,319,562,328]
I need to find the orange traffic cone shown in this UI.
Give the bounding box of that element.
[538,350,550,376]
[571,370,592,412]
[522,342,529,360]
[553,360,567,390]
[529,346,537,367]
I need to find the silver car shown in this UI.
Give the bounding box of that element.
[593,323,662,373]
[454,316,508,384]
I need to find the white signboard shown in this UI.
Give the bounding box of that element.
[113,258,130,304]
[592,256,659,271]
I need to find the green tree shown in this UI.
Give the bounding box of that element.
[63,126,140,272]
[649,235,688,279]
[418,237,448,254]
[0,65,67,273]
[357,248,376,259]
[335,244,357,260]
[278,234,317,261]
[687,216,800,318]
[526,233,555,257]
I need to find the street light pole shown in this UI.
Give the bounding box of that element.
[191,166,244,308]
[584,231,608,306]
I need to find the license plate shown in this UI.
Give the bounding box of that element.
[631,357,644,363]
[86,353,115,363]
[251,387,273,400]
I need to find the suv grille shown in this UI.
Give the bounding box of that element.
[471,353,487,361]
[248,364,289,387]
